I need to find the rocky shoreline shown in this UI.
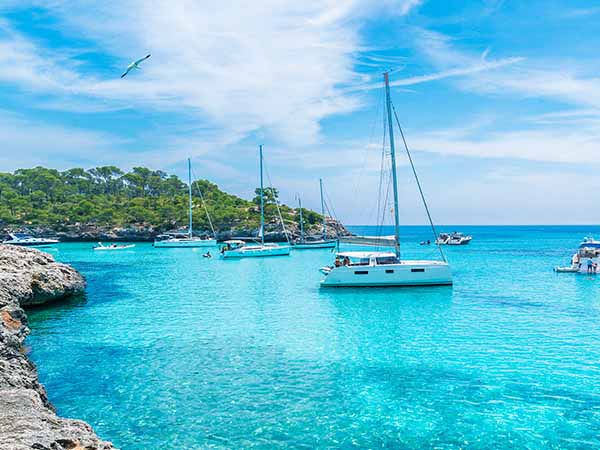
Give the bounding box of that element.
[0,245,114,450]
[1,218,353,243]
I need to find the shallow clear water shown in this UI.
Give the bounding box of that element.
[27,226,600,449]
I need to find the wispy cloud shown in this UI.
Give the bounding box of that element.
[564,7,600,18]
[414,27,600,110]
[0,0,422,147]
[0,110,126,170]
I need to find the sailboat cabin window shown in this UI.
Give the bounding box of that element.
[376,256,400,265]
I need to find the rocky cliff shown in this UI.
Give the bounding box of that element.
[0,245,114,450]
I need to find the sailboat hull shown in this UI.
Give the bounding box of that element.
[320,260,452,287]
[293,239,337,249]
[221,245,291,258]
[154,238,217,248]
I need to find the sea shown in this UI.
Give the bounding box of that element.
[26,225,600,449]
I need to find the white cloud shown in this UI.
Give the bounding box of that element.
[414,28,600,110]
[0,0,422,148]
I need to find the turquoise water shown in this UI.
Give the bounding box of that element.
[26,226,600,449]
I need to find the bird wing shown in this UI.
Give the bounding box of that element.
[120,70,129,78]
[134,54,151,65]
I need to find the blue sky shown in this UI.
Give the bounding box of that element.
[1,0,600,224]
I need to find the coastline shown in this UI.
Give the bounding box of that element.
[1,218,353,243]
[0,245,115,450]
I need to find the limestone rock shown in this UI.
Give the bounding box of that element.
[0,245,115,450]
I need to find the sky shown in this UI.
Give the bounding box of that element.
[1,0,600,225]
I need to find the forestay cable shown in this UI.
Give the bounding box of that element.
[190,167,216,237]
[262,160,291,244]
[391,102,446,262]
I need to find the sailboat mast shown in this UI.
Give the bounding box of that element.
[298,197,304,242]
[188,157,193,238]
[259,145,265,245]
[319,178,326,239]
[384,72,401,258]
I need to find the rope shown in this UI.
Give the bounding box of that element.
[375,103,387,242]
[391,102,446,262]
[190,167,216,238]
[262,160,291,244]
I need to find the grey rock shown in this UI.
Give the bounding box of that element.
[0,245,115,450]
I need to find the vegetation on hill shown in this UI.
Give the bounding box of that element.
[0,166,323,233]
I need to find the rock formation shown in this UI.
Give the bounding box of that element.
[0,245,114,450]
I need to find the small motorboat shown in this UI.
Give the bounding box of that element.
[93,242,135,251]
[436,232,472,245]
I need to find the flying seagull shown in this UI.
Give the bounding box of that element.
[121,54,151,78]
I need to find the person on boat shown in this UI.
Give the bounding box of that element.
[587,258,595,274]
[343,256,350,266]
[335,256,342,267]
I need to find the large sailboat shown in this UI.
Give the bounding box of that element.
[154,158,217,248]
[320,72,452,287]
[220,145,291,258]
[292,179,337,249]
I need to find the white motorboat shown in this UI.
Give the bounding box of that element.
[554,236,600,274]
[292,180,337,250]
[2,233,59,247]
[320,71,452,288]
[154,158,217,248]
[220,240,290,258]
[436,232,472,245]
[220,145,291,259]
[93,242,136,251]
[447,232,472,245]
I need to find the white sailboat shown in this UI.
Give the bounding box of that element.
[293,179,337,249]
[220,145,291,258]
[154,158,217,248]
[320,72,452,287]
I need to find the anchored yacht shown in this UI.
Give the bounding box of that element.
[154,158,217,248]
[436,232,472,245]
[2,233,59,247]
[220,145,290,258]
[555,237,600,273]
[220,239,290,258]
[320,72,452,288]
[320,252,452,287]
